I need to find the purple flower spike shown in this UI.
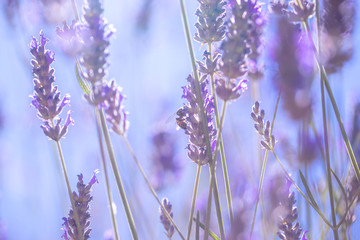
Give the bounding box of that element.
[177,75,216,165]
[276,177,307,240]
[194,0,227,44]
[103,80,129,135]
[79,0,115,84]
[215,79,248,102]
[30,31,73,141]
[159,198,175,239]
[61,172,98,240]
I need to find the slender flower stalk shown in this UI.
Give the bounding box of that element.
[29,31,82,240]
[61,171,99,240]
[159,198,175,240]
[64,0,138,237]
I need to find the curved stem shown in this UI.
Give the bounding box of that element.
[271,150,334,229]
[53,137,83,240]
[250,92,281,237]
[95,110,120,240]
[208,43,233,225]
[121,136,185,240]
[186,165,202,240]
[320,67,339,239]
[295,0,360,184]
[97,108,138,239]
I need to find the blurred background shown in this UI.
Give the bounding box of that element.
[1,0,360,239]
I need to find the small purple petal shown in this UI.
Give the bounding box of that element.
[89,169,100,185]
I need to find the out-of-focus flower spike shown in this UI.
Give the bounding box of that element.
[159,198,175,239]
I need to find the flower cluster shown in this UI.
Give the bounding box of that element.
[30,31,74,141]
[251,101,276,150]
[241,0,266,81]
[270,14,313,120]
[177,75,216,165]
[151,129,180,189]
[287,0,315,22]
[159,198,175,239]
[194,0,227,44]
[219,0,250,80]
[276,178,308,240]
[79,0,114,85]
[61,170,99,240]
[321,0,355,74]
[101,80,129,136]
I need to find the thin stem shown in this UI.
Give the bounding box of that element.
[208,43,233,225]
[295,1,360,184]
[320,65,339,239]
[271,150,334,229]
[70,0,80,20]
[95,110,120,240]
[250,92,281,237]
[204,102,228,240]
[179,0,224,238]
[121,136,185,240]
[97,108,138,240]
[186,165,202,240]
[54,139,83,240]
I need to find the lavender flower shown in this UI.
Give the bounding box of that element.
[287,0,315,22]
[251,101,276,150]
[240,0,266,81]
[102,80,129,136]
[56,20,83,56]
[62,170,99,240]
[321,0,355,74]
[151,129,181,189]
[270,16,313,120]
[194,0,226,44]
[177,75,216,165]
[79,0,115,84]
[30,31,74,141]
[159,198,175,239]
[219,0,250,80]
[215,78,248,102]
[276,178,307,240]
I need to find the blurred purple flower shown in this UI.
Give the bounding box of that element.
[270,16,313,120]
[0,221,6,240]
[56,20,84,56]
[287,0,315,22]
[79,0,115,84]
[150,129,182,189]
[215,78,248,102]
[194,0,227,44]
[241,0,267,81]
[30,31,74,141]
[61,170,99,240]
[219,0,250,80]
[321,0,355,74]
[159,198,175,239]
[177,75,217,165]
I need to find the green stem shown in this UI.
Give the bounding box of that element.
[97,108,138,239]
[250,92,281,237]
[121,136,185,240]
[204,102,228,240]
[95,110,120,240]
[186,165,202,240]
[53,139,83,240]
[271,150,334,228]
[320,67,339,240]
[295,0,360,184]
[179,0,225,238]
[208,43,233,225]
